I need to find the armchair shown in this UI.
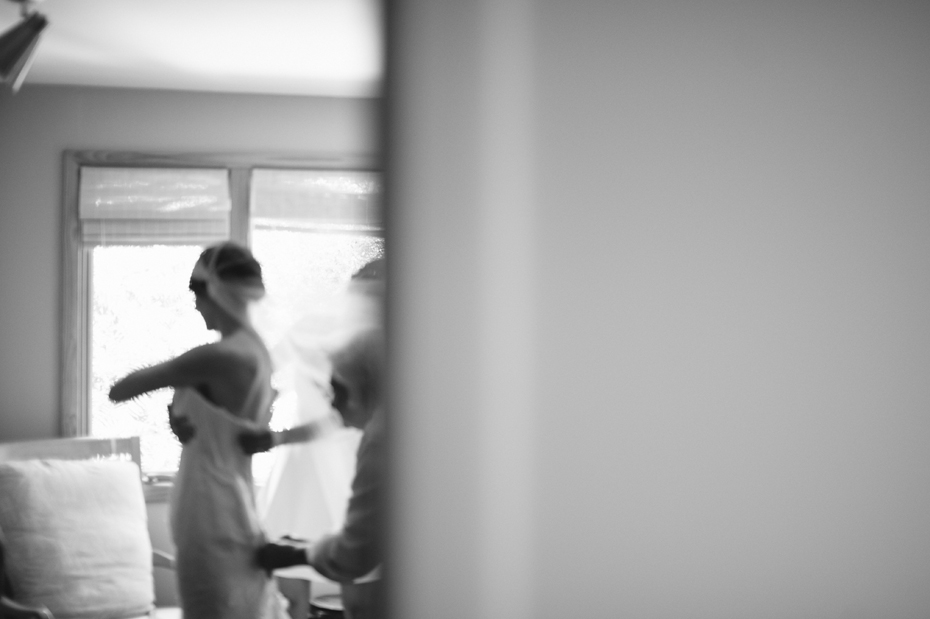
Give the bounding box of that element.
[0,437,180,619]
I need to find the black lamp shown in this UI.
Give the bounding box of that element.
[0,0,48,93]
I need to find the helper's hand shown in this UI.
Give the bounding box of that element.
[239,429,274,454]
[168,405,195,444]
[256,542,309,573]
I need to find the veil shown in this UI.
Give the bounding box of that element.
[250,264,384,581]
[191,245,266,337]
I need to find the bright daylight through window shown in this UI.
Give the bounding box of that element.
[64,156,382,474]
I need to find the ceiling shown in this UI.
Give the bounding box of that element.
[0,0,383,97]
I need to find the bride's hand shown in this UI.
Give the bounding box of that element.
[168,405,196,444]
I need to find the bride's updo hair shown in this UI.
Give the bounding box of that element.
[189,242,264,296]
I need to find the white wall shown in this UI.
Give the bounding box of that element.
[388,1,930,618]
[0,85,378,440]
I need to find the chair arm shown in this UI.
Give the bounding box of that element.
[0,595,54,619]
[152,549,176,571]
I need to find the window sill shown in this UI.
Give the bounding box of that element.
[142,476,267,504]
[143,479,173,504]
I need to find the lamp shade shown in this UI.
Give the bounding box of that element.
[0,11,48,92]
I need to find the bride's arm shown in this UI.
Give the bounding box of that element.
[108,344,221,402]
[108,364,171,402]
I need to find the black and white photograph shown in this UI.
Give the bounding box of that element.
[2,1,930,618]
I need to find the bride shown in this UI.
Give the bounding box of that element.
[109,241,284,619]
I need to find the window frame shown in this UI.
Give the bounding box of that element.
[59,150,379,438]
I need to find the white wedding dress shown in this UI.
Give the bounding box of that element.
[169,329,287,619]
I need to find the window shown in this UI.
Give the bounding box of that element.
[61,152,383,474]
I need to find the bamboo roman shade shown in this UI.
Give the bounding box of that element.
[250,168,381,233]
[78,167,231,245]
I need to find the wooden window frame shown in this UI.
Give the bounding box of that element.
[59,150,378,437]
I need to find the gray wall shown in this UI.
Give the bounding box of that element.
[0,85,378,439]
[388,1,930,618]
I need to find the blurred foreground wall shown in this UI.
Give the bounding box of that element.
[386,2,930,618]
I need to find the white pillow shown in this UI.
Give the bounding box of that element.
[0,458,155,619]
